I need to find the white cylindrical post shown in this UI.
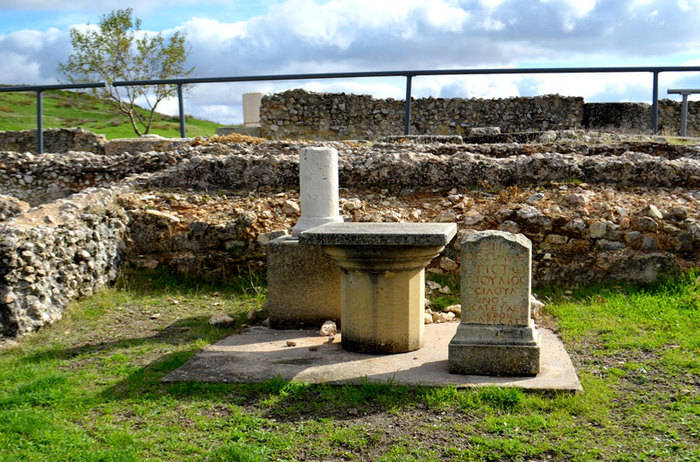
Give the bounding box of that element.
[292,146,343,236]
[242,92,264,127]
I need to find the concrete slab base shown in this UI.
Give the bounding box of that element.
[163,323,582,391]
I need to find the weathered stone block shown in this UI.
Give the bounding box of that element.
[265,236,341,328]
[449,230,540,376]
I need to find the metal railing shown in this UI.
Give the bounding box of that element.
[0,83,105,153]
[2,66,700,153]
[113,66,700,138]
[667,88,699,136]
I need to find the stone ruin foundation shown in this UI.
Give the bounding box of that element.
[1,129,699,338]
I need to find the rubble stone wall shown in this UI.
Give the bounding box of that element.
[0,187,129,337]
[138,141,698,289]
[585,100,700,135]
[120,187,699,294]
[260,90,585,140]
[259,89,700,140]
[659,99,700,136]
[0,129,190,155]
[0,150,191,205]
[0,128,106,154]
[144,141,700,191]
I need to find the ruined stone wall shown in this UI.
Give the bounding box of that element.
[144,141,700,191]
[260,90,584,140]
[584,103,652,133]
[259,89,700,139]
[0,129,193,155]
[0,186,129,337]
[0,149,195,205]
[121,186,699,293]
[585,100,700,136]
[0,128,106,154]
[659,99,700,136]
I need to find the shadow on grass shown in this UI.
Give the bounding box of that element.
[101,352,537,424]
[18,315,240,366]
[95,342,423,422]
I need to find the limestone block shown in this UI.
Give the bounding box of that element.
[265,236,341,328]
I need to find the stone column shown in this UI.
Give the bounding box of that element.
[449,230,540,376]
[291,146,343,237]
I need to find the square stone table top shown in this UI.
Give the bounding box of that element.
[299,222,457,247]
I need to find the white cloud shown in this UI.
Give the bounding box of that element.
[176,17,247,44]
[0,27,69,84]
[479,0,506,8]
[0,53,42,82]
[540,0,597,18]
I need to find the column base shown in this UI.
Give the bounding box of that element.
[326,245,442,354]
[448,322,541,376]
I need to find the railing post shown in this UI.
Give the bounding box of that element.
[177,83,186,138]
[651,71,659,135]
[36,90,43,154]
[680,93,689,137]
[404,74,413,135]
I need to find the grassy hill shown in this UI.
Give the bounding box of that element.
[0,88,225,139]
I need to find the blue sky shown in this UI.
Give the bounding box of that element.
[1,0,699,124]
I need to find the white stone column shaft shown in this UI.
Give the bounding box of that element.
[292,146,343,236]
[242,92,264,127]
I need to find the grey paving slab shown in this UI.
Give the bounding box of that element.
[163,323,582,391]
[299,222,458,247]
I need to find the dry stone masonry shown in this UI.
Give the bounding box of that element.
[0,128,106,154]
[259,89,700,140]
[0,186,129,337]
[261,90,584,140]
[0,149,199,204]
[144,140,700,191]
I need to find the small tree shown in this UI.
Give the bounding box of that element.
[59,8,192,136]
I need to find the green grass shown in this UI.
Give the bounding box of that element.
[0,89,224,139]
[665,135,700,145]
[0,269,698,461]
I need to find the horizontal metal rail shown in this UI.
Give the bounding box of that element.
[112,66,700,86]
[668,88,700,136]
[0,82,106,93]
[0,83,106,154]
